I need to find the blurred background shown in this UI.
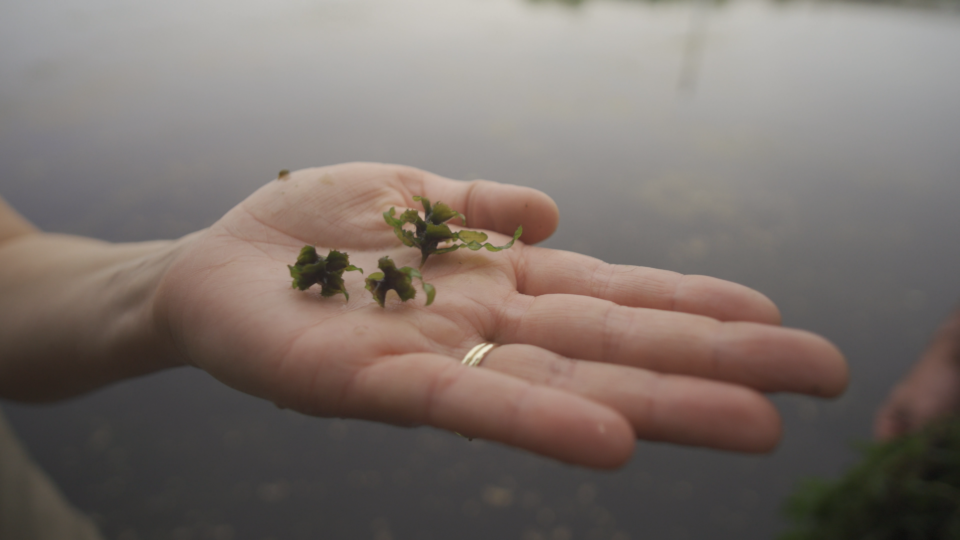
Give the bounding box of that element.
[2,0,960,538]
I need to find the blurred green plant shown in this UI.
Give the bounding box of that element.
[781,417,960,540]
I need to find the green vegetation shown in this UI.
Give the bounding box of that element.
[364,256,436,307]
[383,196,521,267]
[781,417,960,540]
[288,246,362,300]
[289,195,517,307]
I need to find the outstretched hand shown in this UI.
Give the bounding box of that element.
[155,163,848,468]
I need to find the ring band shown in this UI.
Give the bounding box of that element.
[458,342,498,441]
[462,342,497,367]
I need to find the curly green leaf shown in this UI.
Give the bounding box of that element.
[422,282,436,306]
[456,230,488,244]
[403,267,436,306]
[432,245,461,255]
[461,226,522,253]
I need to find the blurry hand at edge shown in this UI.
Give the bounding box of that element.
[874,308,960,441]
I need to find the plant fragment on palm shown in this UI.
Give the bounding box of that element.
[365,256,436,307]
[288,246,362,300]
[383,196,522,266]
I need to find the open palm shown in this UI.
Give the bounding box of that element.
[155,163,847,468]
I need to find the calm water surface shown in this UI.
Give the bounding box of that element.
[3,0,960,538]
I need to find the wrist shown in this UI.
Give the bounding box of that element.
[145,230,206,369]
[101,233,202,374]
[0,232,198,401]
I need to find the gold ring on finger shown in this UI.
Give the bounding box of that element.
[462,342,498,368]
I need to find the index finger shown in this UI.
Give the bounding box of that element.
[514,245,782,324]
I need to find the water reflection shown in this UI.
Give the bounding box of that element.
[2,0,960,538]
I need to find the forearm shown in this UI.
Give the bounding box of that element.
[0,232,194,401]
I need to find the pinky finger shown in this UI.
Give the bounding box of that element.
[337,353,635,469]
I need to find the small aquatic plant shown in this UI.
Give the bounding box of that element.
[781,416,960,540]
[364,256,435,307]
[383,196,521,267]
[288,247,362,300]
[288,194,516,307]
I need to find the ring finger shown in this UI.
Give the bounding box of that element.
[495,293,848,397]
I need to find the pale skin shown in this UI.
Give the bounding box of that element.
[874,306,960,440]
[0,163,848,468]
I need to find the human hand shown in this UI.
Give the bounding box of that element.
[874,310,960,440]
[155,163,848,468]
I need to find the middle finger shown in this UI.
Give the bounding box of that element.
[494,293,847,397]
